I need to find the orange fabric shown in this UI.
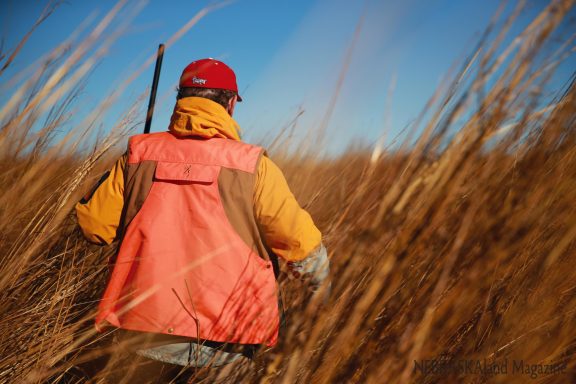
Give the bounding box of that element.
[96,132,279,346]
[255,157,322,261]
[169,97,241,140]
[76,154,126,244]
[76,97,321,261]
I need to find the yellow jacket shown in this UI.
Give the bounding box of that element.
[76,97,321,262]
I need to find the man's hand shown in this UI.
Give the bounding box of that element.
[286,243,331,302]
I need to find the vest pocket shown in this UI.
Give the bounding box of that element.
[154,162,219,184]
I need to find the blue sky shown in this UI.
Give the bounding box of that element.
[2,0,574,154]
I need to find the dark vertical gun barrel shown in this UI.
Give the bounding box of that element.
[144,44,165,134]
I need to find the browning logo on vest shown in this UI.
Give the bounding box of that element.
[96,132,279,346]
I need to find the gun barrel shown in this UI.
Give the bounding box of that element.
[144,44,165,134]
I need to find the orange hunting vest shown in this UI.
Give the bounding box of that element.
[95,132,279,346]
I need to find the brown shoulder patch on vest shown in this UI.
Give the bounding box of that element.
[118,160,156,239]
[218,165,271,262]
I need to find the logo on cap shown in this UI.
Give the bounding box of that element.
[192,77,207,85]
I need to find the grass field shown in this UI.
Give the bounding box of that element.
[1,1,575,383]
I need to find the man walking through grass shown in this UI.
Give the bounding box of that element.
[75,58,329,382]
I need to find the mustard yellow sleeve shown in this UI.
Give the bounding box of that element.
[75,154,126,245]
[254,156,322,262]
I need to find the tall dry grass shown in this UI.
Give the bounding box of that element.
[1,0,575,383]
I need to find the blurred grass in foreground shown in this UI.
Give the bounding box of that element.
[1,0,575,383]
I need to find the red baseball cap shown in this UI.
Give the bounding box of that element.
[179,58,242,101]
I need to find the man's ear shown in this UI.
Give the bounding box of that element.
[227,95,238,116]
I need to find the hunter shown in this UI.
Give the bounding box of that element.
[76,58,330,382]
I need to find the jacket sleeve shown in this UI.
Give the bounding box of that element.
[75,154,126,245]
[253,155,322,262]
